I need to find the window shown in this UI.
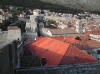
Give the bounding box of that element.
[30,52,32,55]
[41,57,46,65]
[97,50,100,54]
[97,58,99,60]
[73,56,79,61]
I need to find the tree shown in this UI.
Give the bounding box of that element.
[16,21,26,33]
[1,4,6,9]
[11,11,17,17]
[75,36,81,40]
[47,20,55,25]
[0,19,11,31]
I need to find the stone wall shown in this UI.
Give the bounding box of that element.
[7,29,21,41]
[16,62,100,74]
[23,33,37,40]
[0,41,17,74]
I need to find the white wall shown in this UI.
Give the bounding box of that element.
[26,22,31,29]
[0,15,3,23]
[26,21,37,33]
[20,14,24,18]
[40,30,52,36]
[33,11,39,16]
[76,20,83,34]
[92,48,100,60]
[90,34,100,42]
[30,15,35,22]
[58,24,67,29]
[7,30,21,41]
[0,31,7,41]
[44,16,67,21]
[23,33,37,40]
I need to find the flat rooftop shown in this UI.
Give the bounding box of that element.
[0,41,6,45]
[8,26,20,30]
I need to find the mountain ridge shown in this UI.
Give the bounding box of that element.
[40,0,100,11]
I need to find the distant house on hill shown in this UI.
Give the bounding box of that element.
[0,14,3,23]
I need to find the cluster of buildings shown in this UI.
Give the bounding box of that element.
[0,7,28,24]
[0,8,100,74]
[0,26,21,46]
[24,9,100,64]
[0,8,13,23]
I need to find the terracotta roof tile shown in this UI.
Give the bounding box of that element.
[61,45,98,64]
[24,37,98,66]
[30,37,70,66]
[8,26,20,30]
[50,28,77,35]
[63,36,79,44]
[63,36,100,53]
[36,36,64,41]
[86,40,100,48]
[50,36,64,41]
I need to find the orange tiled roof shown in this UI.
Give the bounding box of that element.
[86,40,100,48]
[36,36,64,41]
[75,36,100,49]
[24,37,98,66]
[50,28,77,35]
[50,36,64,41]
[63,36,79,44]
[61,45,98,64]
[65,36,100,53]
[83,31,92,36]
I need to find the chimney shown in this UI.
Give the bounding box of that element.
[41,57,46,66]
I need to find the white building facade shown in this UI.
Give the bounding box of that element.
[0,15,3,23]
[25,10,41,33]
[7,26,21,41]
[76,20,83,34]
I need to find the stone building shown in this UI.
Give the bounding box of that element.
[40,28,77,37]
[7,26,21,41]
[25,9,41,33]
[0,15,3,23]
[76,20,83,34]
[25,9,42,40]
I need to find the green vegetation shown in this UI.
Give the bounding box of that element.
[75,36,81,40]
[0,0,100,14]
[16,21,26,33]
[0,0,83,14]
[47,20,55,25]
[45,20,57,29]
[0,19,25,32]
[0,19,11,31]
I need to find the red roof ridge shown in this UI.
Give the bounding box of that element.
[60,44,98,64]
[59,44,71,64]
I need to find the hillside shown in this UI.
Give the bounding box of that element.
[0,0,83,14]
[41,0,100,11]
[0,0,100,14]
